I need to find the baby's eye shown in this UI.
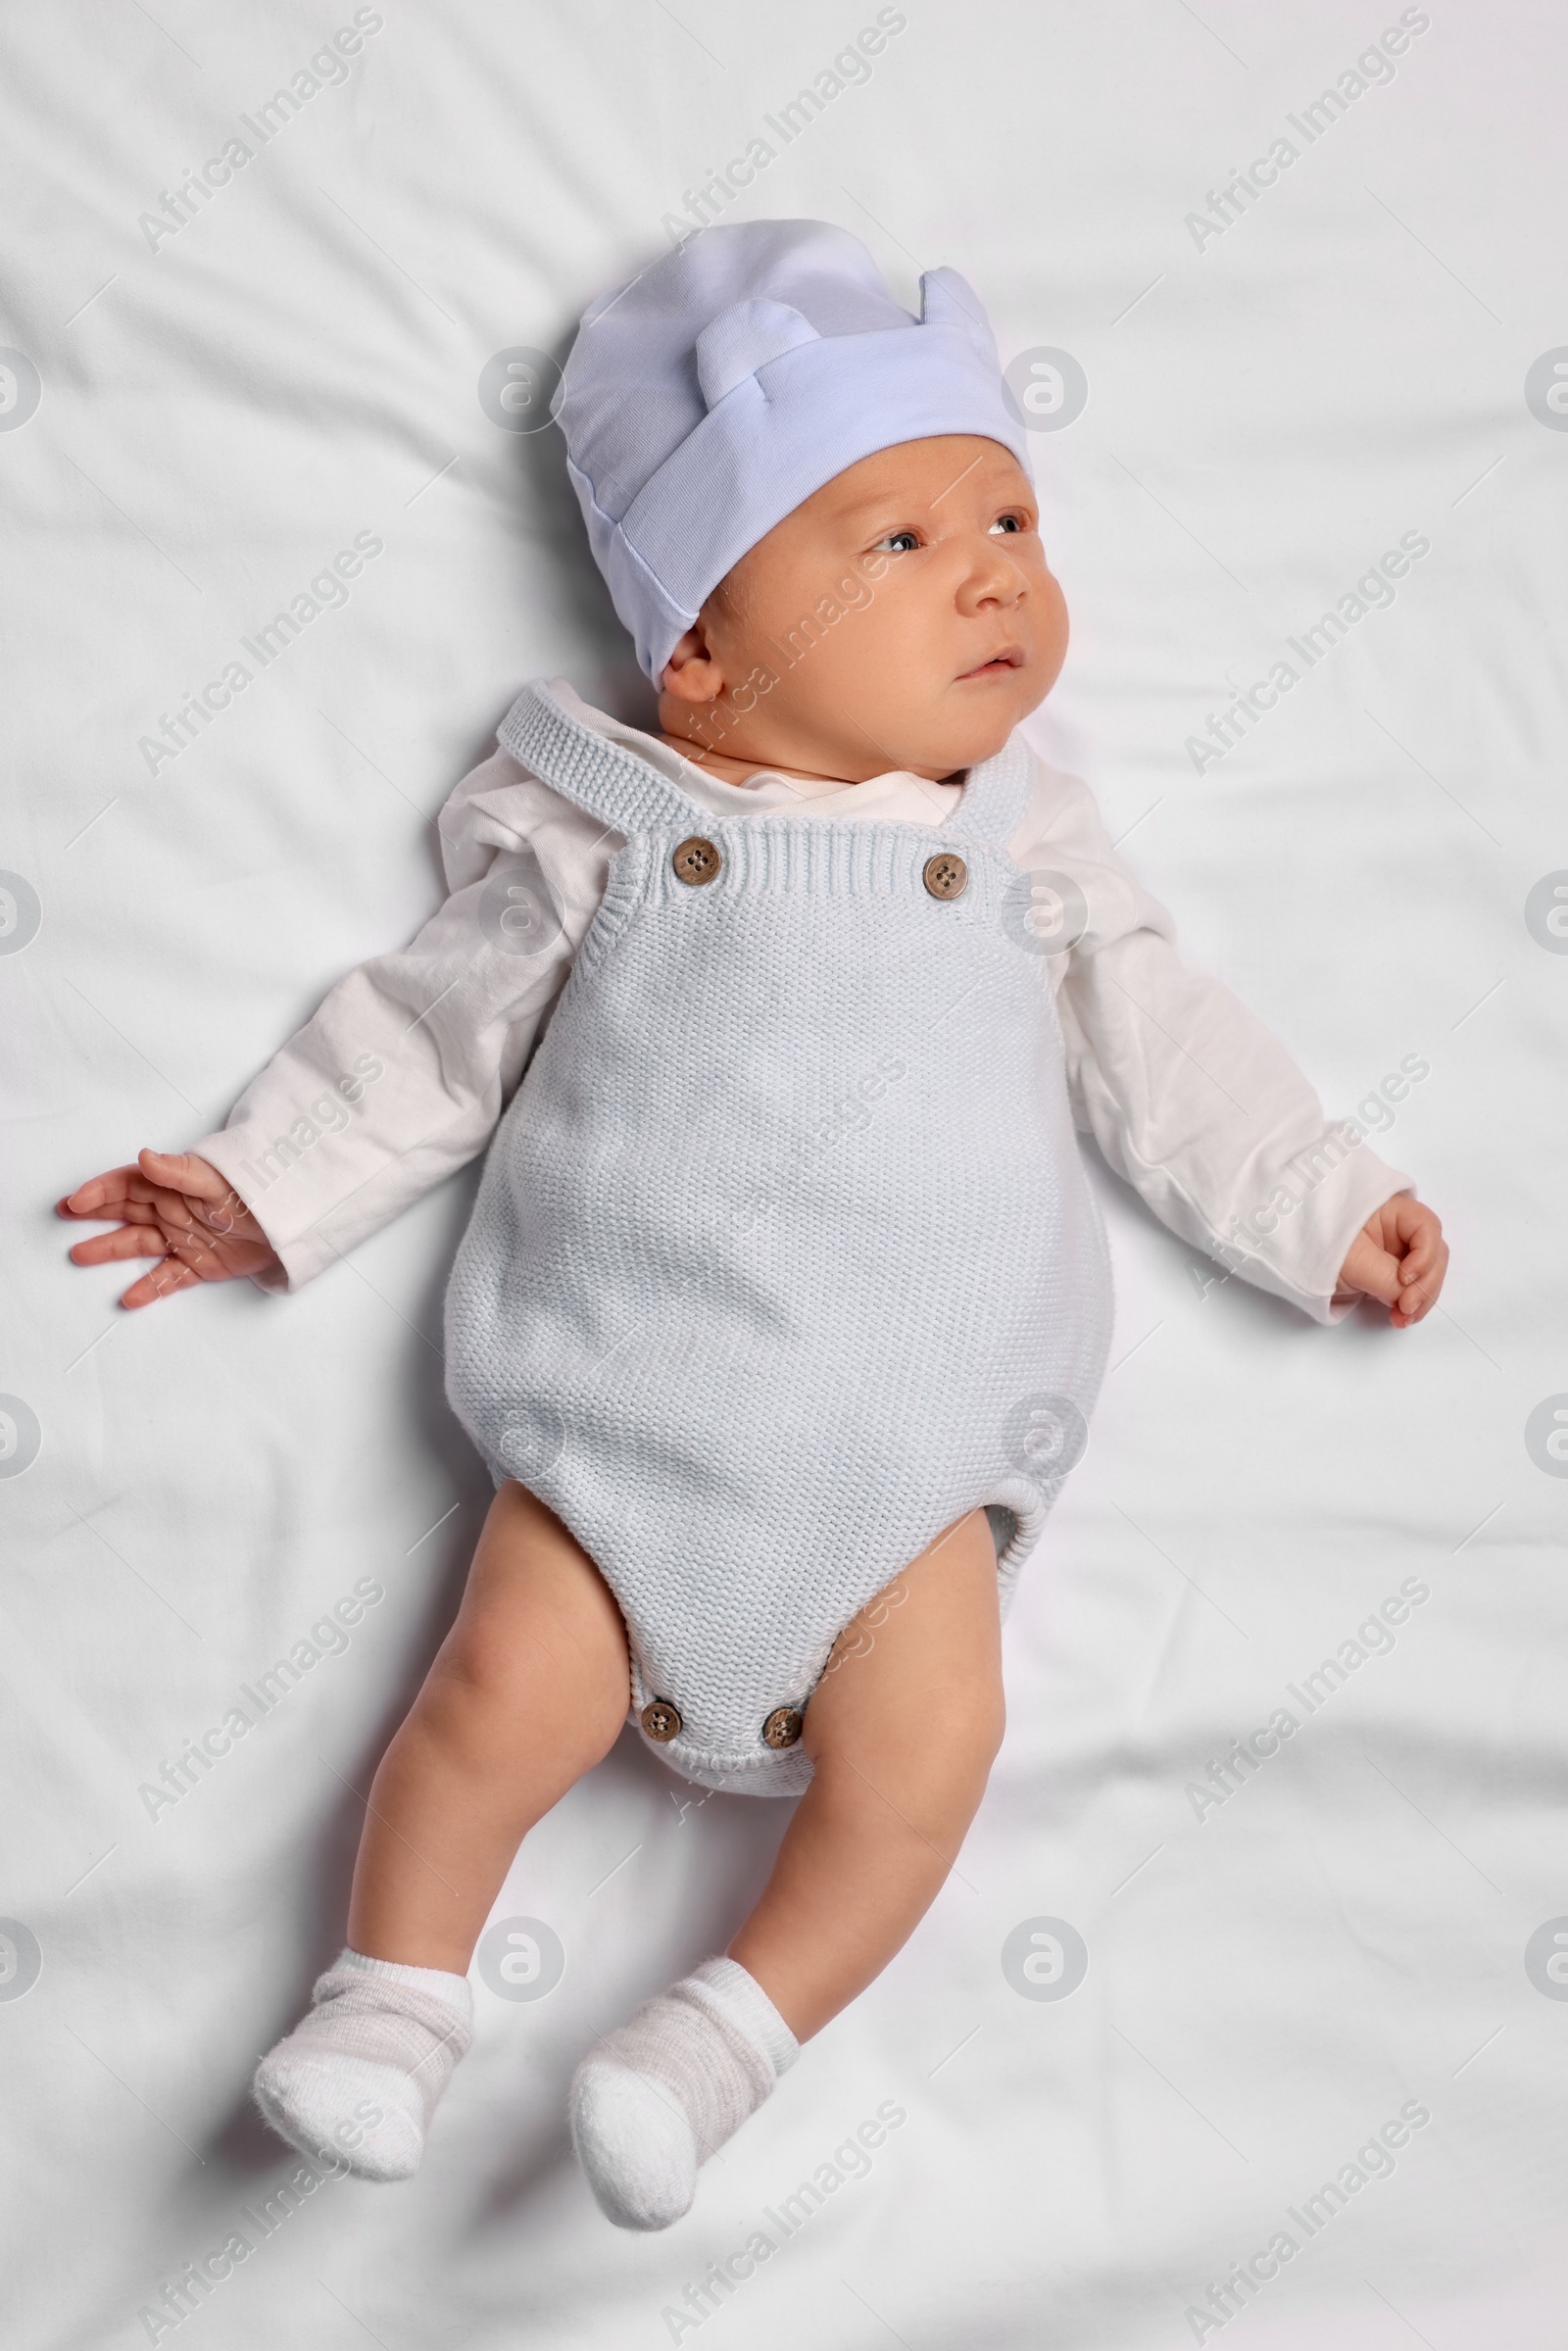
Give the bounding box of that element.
[870,528,920,555]
[990,512,1029,536]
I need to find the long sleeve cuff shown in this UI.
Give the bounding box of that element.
[191,1124,353,1294]
[1207,1132,1416,1325]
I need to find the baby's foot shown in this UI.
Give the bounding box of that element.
[252,1949,473,2182]
[570,1956,797,2229]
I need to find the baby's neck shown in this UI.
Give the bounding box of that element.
[656,732,852,789]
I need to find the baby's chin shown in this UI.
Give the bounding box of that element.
[793,705,1031,782]
[909,681,1044,775]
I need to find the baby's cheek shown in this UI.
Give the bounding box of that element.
[1033,568,1070,679]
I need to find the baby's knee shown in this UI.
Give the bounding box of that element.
[423,1633,627,1764]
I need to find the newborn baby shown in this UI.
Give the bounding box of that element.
[59,220,1447,2229]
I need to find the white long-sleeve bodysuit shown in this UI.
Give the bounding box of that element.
[195,680,1409,1326]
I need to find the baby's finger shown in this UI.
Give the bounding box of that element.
[1396,1199,1442,1249]
[1355,1244,1403,1306]
[58,1164,148,1218]
[139,1148,229,1201]
[1393,1262,1443,1324]
[68,1224,172,1267]
[1410,1259,1447,1316]
[1407,1248,1449,1320]
[120,1257,199,1310]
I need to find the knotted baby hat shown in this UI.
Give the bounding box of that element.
[552,219,1029,683]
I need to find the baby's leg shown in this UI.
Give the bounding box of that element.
[255,1481,630,2179]
[347,1478,631,1971]
[571,1506,1003,2228]
[728,1502,1004,2038]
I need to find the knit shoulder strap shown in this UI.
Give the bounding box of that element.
[499,681,712,832]
[947,732,1035,850]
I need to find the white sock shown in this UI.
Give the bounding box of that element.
[252,1947,474,2183]
[569,1956,798,2229]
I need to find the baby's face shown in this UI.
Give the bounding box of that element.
[658,434,1067,784]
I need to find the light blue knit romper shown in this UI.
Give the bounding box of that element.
[444,682,1114,1796]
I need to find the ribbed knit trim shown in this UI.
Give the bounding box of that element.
[592,1975,774,2162]
[690,1956,800,2076]
[501,681,701,833]
[639,810,1004,904]
[315,1948,474,2050]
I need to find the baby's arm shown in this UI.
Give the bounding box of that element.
[58,744,601,1308]
[1017,755,1445,1326]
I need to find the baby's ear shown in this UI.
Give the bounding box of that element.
[694,299,820,409]
[918,267,1001,367]
[659,618,725,703]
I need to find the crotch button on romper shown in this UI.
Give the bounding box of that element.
[444,683,1114,1796]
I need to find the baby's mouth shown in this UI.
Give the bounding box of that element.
[955,646,1025,681]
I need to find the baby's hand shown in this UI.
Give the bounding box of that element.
[1335,1196,1447,1329]
[57,1151,281,1309]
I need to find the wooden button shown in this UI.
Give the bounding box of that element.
[672,836,722,886]
[761,1706,804,1749]
[640,1697,682,1741]
[922,851,968,901]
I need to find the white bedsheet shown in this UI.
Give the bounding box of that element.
[6,4,1567,2344]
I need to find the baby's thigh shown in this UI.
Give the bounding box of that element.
[432,1481,630,1726]
[804,1507,1005,1770]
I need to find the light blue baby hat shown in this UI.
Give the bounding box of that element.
[552,219,1030,682]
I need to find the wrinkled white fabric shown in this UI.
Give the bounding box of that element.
[17,9,1554,2341]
